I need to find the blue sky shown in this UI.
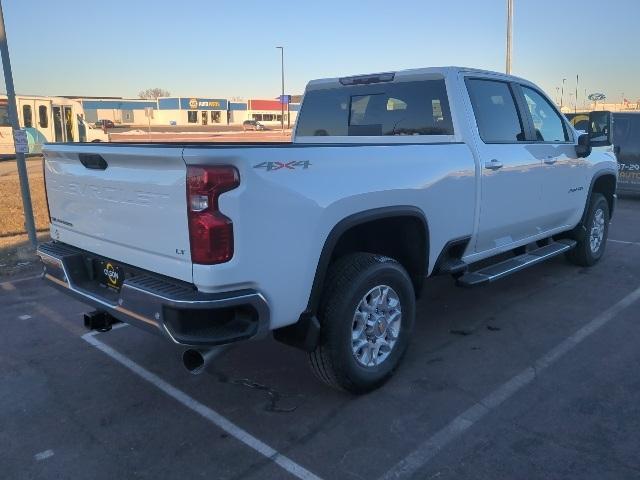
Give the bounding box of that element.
[2,0,638,105]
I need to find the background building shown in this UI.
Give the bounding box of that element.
[74,97,157,124]
[70,95,301,127]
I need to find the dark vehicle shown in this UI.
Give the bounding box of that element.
[567,111,640,194]
[242,119,265,131]
[612,113,640,194]
[94,119,115,129]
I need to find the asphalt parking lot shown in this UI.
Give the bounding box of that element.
[2,197,640,480]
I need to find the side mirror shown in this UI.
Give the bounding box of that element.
[588,111,613,147]
[576,133,592,158]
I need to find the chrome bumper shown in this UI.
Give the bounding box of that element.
[37,241,270,347]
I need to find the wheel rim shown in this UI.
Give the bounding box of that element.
[589,208,606,254]
[351,285,402,368]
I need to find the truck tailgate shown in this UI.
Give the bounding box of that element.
[43,145,193,283]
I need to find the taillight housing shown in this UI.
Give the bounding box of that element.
[186,166,240,264]
[42,157,51,223]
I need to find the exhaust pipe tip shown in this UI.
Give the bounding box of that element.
[182,349,206,375]
[182,346,229,375]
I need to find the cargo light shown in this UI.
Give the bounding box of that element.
[339,72,395,86]
[186,166,239,265]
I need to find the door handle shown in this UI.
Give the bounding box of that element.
[484,159,503,170]
[544,156,557,165]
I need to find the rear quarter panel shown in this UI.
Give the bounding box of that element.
[183,143,476,329]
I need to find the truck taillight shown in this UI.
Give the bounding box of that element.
[186,166,239,264]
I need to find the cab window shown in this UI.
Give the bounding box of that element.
[296,79,453,137]
[521,86,569,142]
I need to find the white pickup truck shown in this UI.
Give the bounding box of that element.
[38,67,617,393]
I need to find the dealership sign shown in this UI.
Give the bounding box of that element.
[588,93,606,101]
[181,98,228,110]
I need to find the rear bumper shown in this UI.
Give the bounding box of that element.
[36,241,270,347]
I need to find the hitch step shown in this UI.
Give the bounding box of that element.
[457,239,576,287]
[84,310,120,332]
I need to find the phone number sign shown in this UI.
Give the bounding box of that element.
[13,129,29,154]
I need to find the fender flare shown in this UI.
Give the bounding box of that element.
[273,206,429,352]
[570,170,617,241]
[305,205,430,315]
[580,171,617,225]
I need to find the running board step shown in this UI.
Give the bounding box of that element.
[457,239,576,287]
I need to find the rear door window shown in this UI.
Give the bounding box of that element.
[296,79,453,137]
[466,79,525,143]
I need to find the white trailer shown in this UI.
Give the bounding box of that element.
[0,95,108,156]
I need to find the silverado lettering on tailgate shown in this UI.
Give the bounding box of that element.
[48,178,170,207]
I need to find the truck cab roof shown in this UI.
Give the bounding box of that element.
[305,66,534,92]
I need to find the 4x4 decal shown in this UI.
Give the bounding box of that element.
[253,161,311,171]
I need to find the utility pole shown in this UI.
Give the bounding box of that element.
[0,1,36,248]
[506,0,513,74]
[276,46,284,134]
[560,78,566,110]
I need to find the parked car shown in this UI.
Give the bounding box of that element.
[77,116,109,143]
[242,119,265,131]
[38,67,616,393]
[94,119,115,129]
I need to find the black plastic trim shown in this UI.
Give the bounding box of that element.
[305,206,429,317]
[433,236,472,275]
[583,171,618,223]
[273,313,321,352]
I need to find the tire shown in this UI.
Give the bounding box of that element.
[308,253,415,393]
[566,193,610,266]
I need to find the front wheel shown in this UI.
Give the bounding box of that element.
[309,253,415,393]
[566,193,610,266]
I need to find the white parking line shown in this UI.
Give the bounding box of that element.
[81,331,322,480]
[381,284,640,480]
[34,449,54,461]
[609,239,640,246]
[0,274,42,288]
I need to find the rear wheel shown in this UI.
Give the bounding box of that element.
[566,193,610,266]
[308,253,415,393]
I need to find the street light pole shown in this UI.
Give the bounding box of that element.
[276,46,284,134]
[575,74,579,114]
[506,0,513,74]
[560,78,566,110]
[0,0,36,248]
